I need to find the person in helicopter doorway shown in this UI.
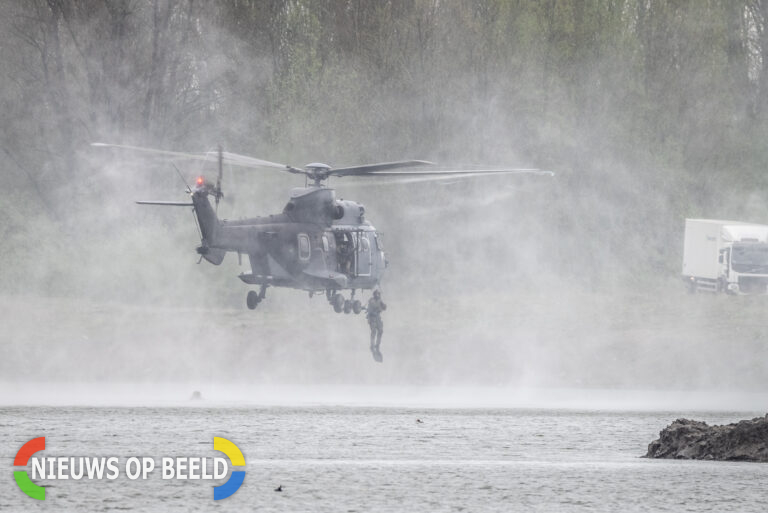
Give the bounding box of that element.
[366,290,387,357]
[336,233,354,276]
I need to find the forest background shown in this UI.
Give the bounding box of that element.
[2,0,768,301]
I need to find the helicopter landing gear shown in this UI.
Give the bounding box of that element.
[246,285,267,310]
[346,290,362,315]
[326,290,363,315]
[247,291,259,310]
[332,293,344,313]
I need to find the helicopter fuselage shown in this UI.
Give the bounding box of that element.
[192,182,386,294]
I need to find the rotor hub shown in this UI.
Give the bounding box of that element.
[304,163,332,184]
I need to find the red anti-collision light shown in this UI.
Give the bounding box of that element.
[196,176,204,186]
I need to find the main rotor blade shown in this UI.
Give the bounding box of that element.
[136,200,194,206]
[219,151,288,170]
[92,143,288,170]
[331,160,434,176]
[361,168,553,177]
[338,169,554,186]
[92,143,219,163]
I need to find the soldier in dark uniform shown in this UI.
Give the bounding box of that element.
[366,290,386,356]
[336,232,354,276]
[339,239,354,275]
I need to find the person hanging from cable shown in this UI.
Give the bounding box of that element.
[366,289,386,361]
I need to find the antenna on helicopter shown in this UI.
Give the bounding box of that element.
[171,163,191,193]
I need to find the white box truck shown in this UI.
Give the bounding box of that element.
[682,219,768,294]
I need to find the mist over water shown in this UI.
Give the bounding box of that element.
[2,2,768,406]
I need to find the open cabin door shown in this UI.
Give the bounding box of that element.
[355,232,372,277]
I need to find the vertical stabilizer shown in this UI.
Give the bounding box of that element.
[192,187,225,265]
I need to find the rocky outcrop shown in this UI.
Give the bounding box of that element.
[645,415,768,461]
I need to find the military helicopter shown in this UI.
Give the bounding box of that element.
[93,143,552,314]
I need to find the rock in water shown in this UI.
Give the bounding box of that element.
[646,415,768,461]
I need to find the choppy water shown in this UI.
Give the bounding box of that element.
[1,406,767,512]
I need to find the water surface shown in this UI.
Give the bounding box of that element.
[2,406,766,512]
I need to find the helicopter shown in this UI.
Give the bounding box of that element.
[92,142,552,314]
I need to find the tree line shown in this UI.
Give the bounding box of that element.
[2,0,768,295]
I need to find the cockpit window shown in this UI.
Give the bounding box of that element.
[374,234,383,250]
[298,234,311,261]
[322,235,330,252]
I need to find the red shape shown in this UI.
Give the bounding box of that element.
[14,437,45,466]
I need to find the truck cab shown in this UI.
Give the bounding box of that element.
[683,219,768,294]
[721,240,768,293]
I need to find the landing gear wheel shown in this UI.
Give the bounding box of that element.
[332,293,344,313]
[247,290,260,310]
[352,300,362,314]
[343,299,352,314]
